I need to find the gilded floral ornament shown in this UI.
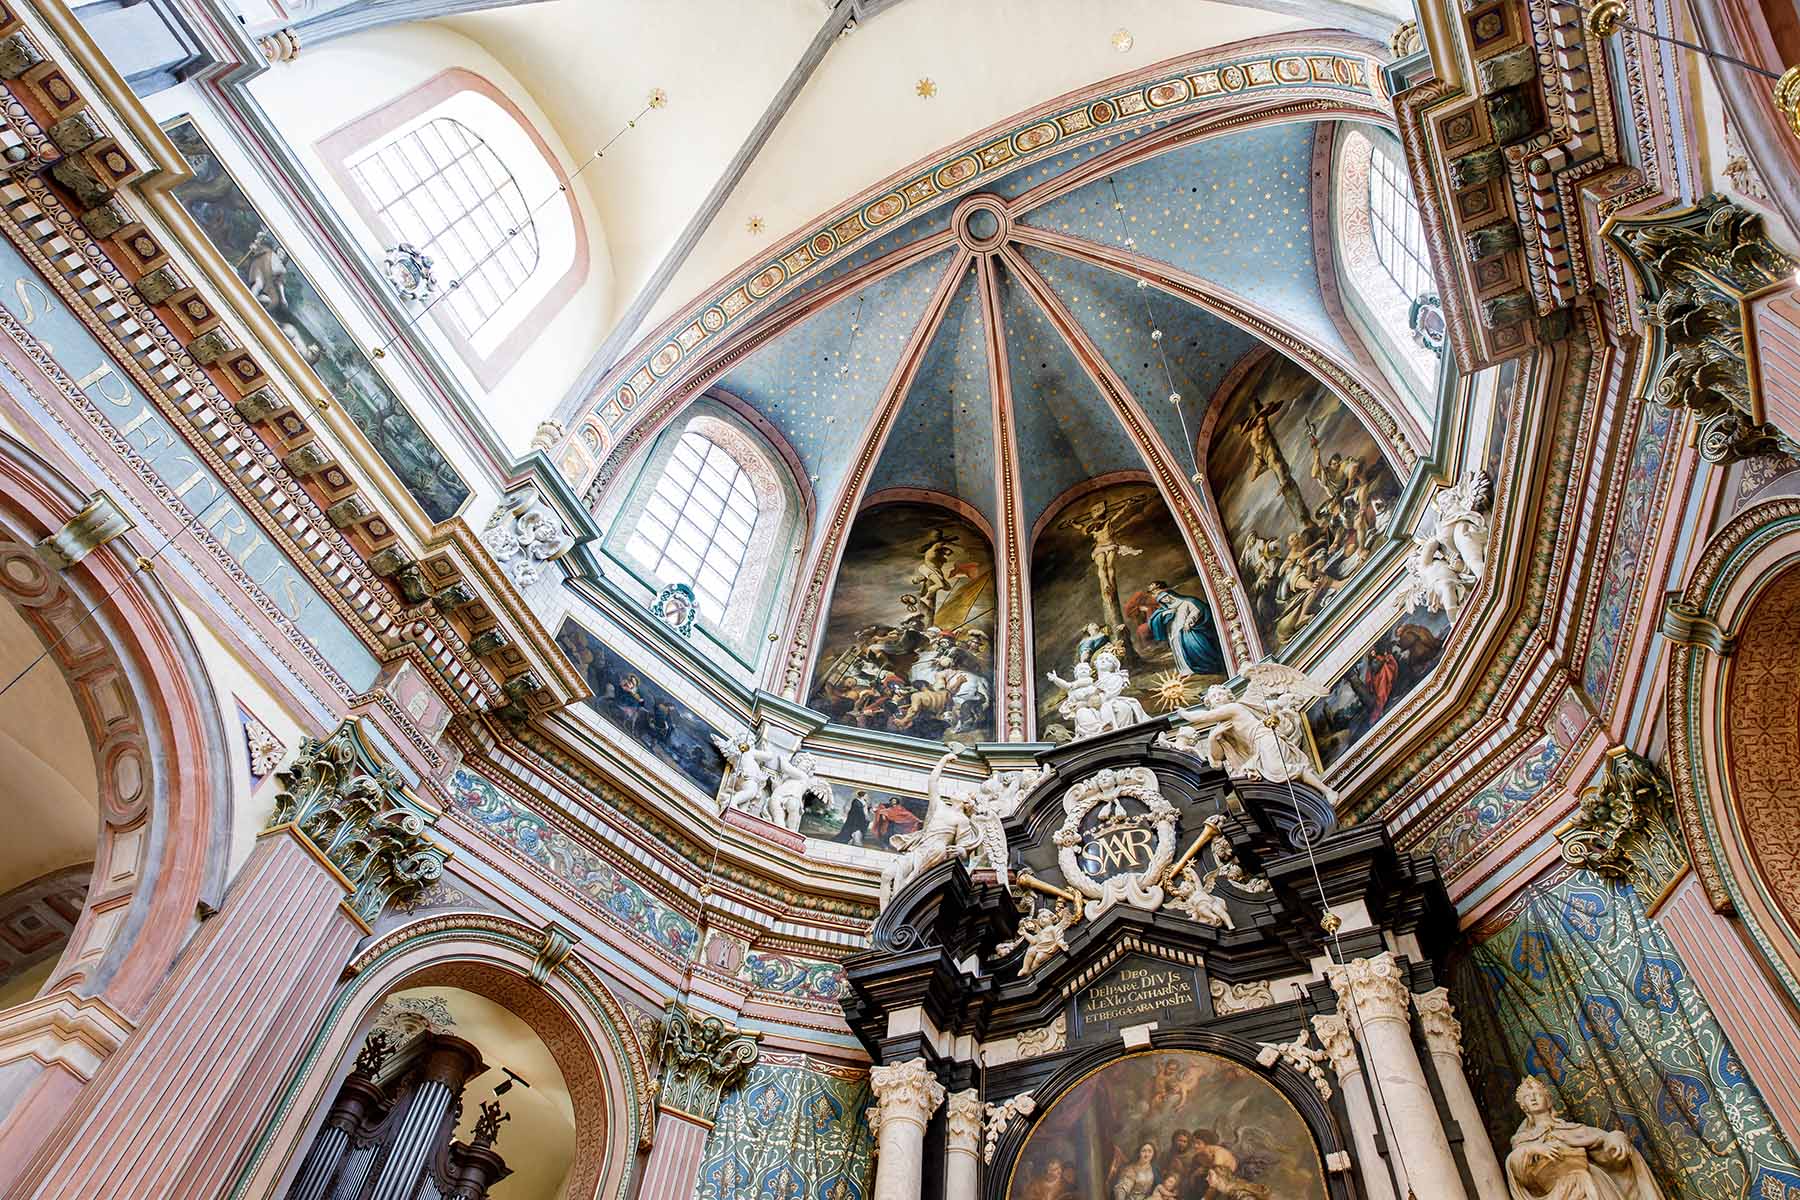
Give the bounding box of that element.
[657,1004,759,1123]
[1557,746,1688,897]
[1776,67,1800,137]
[1607,195,1800,464]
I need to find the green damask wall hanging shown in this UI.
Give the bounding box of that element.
[1450,867,1800,1199]
[696,1055,875,1200]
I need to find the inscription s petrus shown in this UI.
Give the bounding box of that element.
[1077,955,1201,1036]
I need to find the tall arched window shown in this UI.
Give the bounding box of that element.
[1367,143,1432,301]
[348,116,540,340]
[624,430,761,622]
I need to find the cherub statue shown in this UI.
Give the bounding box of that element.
[1091,649,1152,730]
[880,747,978,907]
[1045,661,1109,739]
[714,732,779,820]
[1432,471,1492,581]
[1164,662,1336,801]
[1166,866,1233,927]
[766,750,833,833]
[997,900,1080,973]
[1505,1076,1665,1200]
[1398,538,1470,617]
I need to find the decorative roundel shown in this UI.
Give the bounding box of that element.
[953,194,1013,253]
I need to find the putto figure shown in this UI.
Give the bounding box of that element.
[1047,652,1151,740]
[1163,662,1335,801]
[1400,471,1492,618]
[713,733,831,832]
[1504,1077,1666,1200]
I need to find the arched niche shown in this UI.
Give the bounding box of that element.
[1668,497,1800,1008]
[234,913,652,1200]
[805,492,998,742]
[987,1037,1349,1200]
[1030,475,1225,739]
[0,432,232,1140]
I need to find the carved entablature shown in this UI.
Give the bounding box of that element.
[1396,0,1638,370]
[1607,196,1800,465]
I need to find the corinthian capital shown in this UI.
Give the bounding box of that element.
[945,1088,984,1153]
[270,719,448,924]
[1310,1014,1359,1078]
[1326,952,1411,1022]
[870,1060,946,1130]
[1412,987,1464,1058]
[657,1004,760,1123]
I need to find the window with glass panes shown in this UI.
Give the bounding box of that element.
[350,117,539,338]
[1367,144,1433,301]
[626,432,760,622]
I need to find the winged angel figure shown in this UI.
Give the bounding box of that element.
[1164,662,1336,802]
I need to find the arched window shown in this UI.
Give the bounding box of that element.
[624,430,761,622]
[1367,143,1432,301]
[348,116,540,340]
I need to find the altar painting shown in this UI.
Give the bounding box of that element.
[1031,482,1224,738]
[1007,1051,1327,1200]
[1206,354,1400,652]
[807,503,997,740]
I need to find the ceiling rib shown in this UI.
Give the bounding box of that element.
[975,253,1031,742]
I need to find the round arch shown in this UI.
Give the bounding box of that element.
[1668,497,1800,1008]
[231,912,653,1200]
[0,431,232,1135]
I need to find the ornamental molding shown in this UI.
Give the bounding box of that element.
[945,1088,984,1152]
[1310,1013,1358,1078]
[1606,195,1800,465]
[656,1003,760,1124]
[1556,745,1687,898]
[1052,766,1178,918]
[269,719,448,925]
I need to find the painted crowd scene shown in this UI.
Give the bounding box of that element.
[807,502,998,741]
[1206,353,1400,652]
[1008,1052,1328,1200]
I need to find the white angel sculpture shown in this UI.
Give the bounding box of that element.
[1400,471,1492,618]
[767,750,833,832]
[1164,662,1336,802]
[714,732,779,820]
[880,747,978,907]
[1433,471,1492,580]
[1047,652,1149,739]
[713,733,830,832]
[1398,538,1469,616]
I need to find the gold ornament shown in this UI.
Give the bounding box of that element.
[915,78,938,99]
[1775,66,1800,138]
[1321,911,1343,935]
[1586,0,1628,38]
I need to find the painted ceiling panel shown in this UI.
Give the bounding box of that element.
[866,264,999,524]
[981,121,1173,201]
[713,248,955,517]
[1017,122,1346,357]
[995,261,1143,526]
[770,205,955,315]
[1013,243,1259,481]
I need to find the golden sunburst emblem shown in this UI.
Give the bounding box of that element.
[1148,671,1204,712]
[915,78,938,99]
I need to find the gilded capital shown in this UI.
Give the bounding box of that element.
[1310,1014,1360,1078]
[1412,987,1464,1058]
[1327,952,1411,1023]
[657,1004,760,1124]
[945,1088,984,1153]
[869,1059,946,1130]
[270,720,448,924]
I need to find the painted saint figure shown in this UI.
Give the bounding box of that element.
[1504,1077,1666,1200]
[1145,581,1225,677]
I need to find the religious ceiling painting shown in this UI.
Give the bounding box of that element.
[1007,1051,1328,1200]
[1031,481,1223,739]
[806,501,997,741]
[555,618,725,795]
[801,785,929,853]
[163,118,472,523]
[1307,605,1452,769]
[1205,353,1400,652]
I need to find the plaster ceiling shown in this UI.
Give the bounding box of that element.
[0,598,99,894]
[440,0,1410,354]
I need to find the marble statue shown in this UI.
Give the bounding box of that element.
[1505,1077,1666,1200]
[881,747,977,906]
[1399,538,1470,616]
[1433,471,1492,580]
[1400,471,1492,618]
[1163,662,1335,801]
[1047,651,1149,739]
[997,900,1079,973]
[713,733,831,832]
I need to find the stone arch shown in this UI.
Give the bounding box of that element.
[0,430,232,1142]
[1667,497,1800,1008]
[232,912,653,1200]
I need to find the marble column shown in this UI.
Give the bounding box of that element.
[870,1060,945,1200]
[1312,1014,1396,1200]
[944,1088,983,1200]
[1414,988,1508,1199]
[639,1005,760,1200]
[3,721,448,1200]
[1328,953,1469,1200]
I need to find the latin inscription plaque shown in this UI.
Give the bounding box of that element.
[1075,953,1203,1037]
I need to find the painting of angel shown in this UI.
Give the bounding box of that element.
[807,503,997,741]
[1005,1051,1327,1200]
[1205,353,1401,652]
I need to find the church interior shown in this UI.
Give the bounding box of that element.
[0,0,1796,1197]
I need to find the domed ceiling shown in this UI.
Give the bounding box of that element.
[614,116,1434,743]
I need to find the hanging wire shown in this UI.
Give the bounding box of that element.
[1104,176,1204,484]
[0,487,234,700]
[373,93,665,359]
[1242,710,1421,1200]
